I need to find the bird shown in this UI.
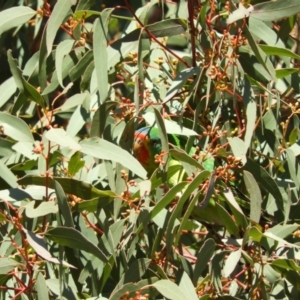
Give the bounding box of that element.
[133,127,164,175]
[133,126,214,176]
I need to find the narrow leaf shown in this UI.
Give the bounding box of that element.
[46,0,72,55]
[23,228,75,268]
[260,45,300,61]
[25,201,58,218]
[0,161,18,188]
[55,40,74,87]
[93,13,110,102]
[17,175,116,199]
[193,238,216,284]
[166,171,210,254]
[0,258,21,274]
[68,151,85,177]
[0,77,17,109]
[0,6,36,36]
[163,67,200,103]
[143,111,197,136]
[227,3,253,24]
[117,19,187,43]
[244,171,262,223]
[35,272,50,300]
[54,181,75,228]
[243,79,256,150]
[179,272,198,300]
[45,128,81,151]
[7,50,44,106]
[80,137,147,179]
[244,159,284,211]
[150,182,188,219]
[251,0,300,22]
[45,227,108,262]
[227,137,247,165]
[151,280,189,300]
[223,249,241,277]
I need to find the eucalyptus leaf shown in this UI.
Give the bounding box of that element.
[80,137,147,179]
[0,6,36,36]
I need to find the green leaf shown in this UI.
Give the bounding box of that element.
[54,181,75,228]
[55,40,75,87]
[143,111,197,136]
[93,16,109,103]
[267,224,299,240]
[174,189,203,247]
[163,67,200,103]
[0,161,18,188]
[59,92,88,111]
[7,50,45,106]
[45,227,108,262]
[109,277,158,300]
[166,170,210,254]
[244,159,284,211]
[179,272,198,300]
[242,26,276,82]
[223,187,245,217]
[227,3,253,25]
[0,6,36,36]
[150,181,188,219]
[251,0,300,22]
[151,280,190,300]
[289,128,299,145]
[35,272,50,300]
[227,137,247,165]
[271,259,300,272]
[25,201,58,218]
[112,258,152,295]
[69,50,93,82]
[117,18,187,43]
[259,44,300,61]
[17,175,116,199]
[153,107,169,166]
[275,68,298,79]
[68,151,85,177]
[223,249,241,278]
[215,203,240,236]
[169,147,203,169]
[45,128,81,150]
[244,171,262,223]
[46,0,72,56]
[249,226,264,242]
[264,231,300,249]
[80,137,147,179]
[76,0,95,11]
[286,148,300,189]
[0,258,21,275]
[43,48,86,95]
[0,77,17,109]
[23,228,75,268]
[193,239,216,284]
[249,18,285,49]
[243,79,256,150]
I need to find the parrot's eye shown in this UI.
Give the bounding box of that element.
[151,139,159,147]
[135,138,142,145]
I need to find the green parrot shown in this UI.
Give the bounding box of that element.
[133,126,214,176]
[133,127,167,175]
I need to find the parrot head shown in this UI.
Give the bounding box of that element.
[133,127,162,174]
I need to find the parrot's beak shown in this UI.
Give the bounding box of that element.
[133,139,141,155]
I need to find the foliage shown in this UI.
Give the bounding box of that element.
[0,0,300,299]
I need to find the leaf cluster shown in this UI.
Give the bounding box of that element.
[0,0,300,299]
